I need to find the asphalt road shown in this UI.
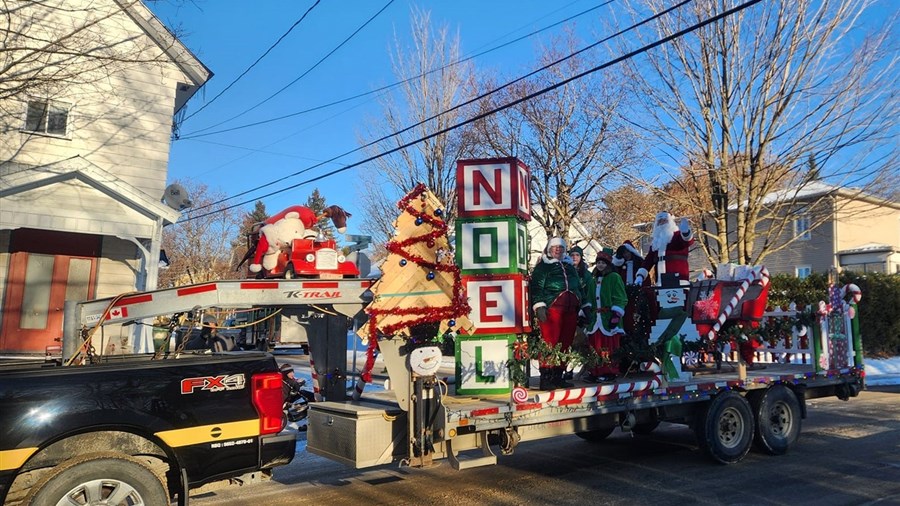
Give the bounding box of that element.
[192,385,900,506]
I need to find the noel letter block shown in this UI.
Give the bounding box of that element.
[463,274,531,334]
[457,157,531,220]
[455,334,513,395]
[455,217,529,275]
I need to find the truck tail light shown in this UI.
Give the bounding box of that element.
[252,372,284,435]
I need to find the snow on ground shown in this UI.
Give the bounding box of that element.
[863,356,900,386]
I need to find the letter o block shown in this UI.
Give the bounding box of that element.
[456,217,529,275]
[457,158,531,220]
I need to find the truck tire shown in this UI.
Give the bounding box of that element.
[750,385,801,455]
[575,426,615,442]
[24,453,168,506]
[695,391,754,464]
[284,264,295,279]
[631,419,660,435]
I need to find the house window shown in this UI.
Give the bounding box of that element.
[794,215,811,240]
[796,265,812,279]
[24,100,70,136]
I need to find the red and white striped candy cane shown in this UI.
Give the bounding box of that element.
[351,377,366,401]
[707,268,756,340]
[309,356,323,402]
[841,283,862,304]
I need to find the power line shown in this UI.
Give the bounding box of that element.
[177,0,614,140]
[180,0,321,123]
[182,0,764,223]
[182,0,395,137]
[188,0,679,212]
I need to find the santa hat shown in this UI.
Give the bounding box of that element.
[548,237,566,249]
[621,240,640,256]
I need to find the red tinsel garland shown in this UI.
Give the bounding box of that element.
[360,183,470,383]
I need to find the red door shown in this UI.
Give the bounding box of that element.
[1,229,99,353]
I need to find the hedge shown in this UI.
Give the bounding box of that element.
[767,272,900,357]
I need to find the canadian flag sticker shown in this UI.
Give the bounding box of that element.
[107,306,129,319]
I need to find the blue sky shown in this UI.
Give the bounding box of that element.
[148,0,897,236]
[149,0,614,234]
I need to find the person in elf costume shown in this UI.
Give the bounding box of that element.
[585,249,628,382]
[567,245,597,380]
[530,237,587,390]
[612,239,644,335]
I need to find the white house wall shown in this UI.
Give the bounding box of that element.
[0,0,191,201]
[2,179,158,238]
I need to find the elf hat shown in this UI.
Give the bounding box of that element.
[569,245,584,257]
[548,237,566,249]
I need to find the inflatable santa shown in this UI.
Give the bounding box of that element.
[637,211,694,286]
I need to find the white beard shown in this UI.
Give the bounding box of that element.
[651,217,678,252]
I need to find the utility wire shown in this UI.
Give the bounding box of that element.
[183,0,764,222]
[184,0,395,137]
[178,0,614,140]
[180,1,321,123]
[188,0,680,213]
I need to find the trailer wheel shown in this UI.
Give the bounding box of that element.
[631,419,660,435]
[751,385,801,455]
[24,453,168,506]
[695,392,754,464]
[575,426,615,442]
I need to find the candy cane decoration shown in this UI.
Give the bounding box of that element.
[530,375,662,404]
[309,356,323,402]
[841,283,862,304]
[351,377,366,401]
[707,266,767,340]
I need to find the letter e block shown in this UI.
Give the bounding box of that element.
[457,157,531,220]
[463,274,531,334]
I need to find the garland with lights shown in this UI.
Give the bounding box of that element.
[360,184,471,383]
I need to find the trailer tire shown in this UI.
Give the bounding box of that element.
[575,426,615,442]
[24,453,168,506]
[631,419,660,435]
[751,385,801,455]
[695,392,754,464]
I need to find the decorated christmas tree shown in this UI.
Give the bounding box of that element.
[357,184,473,383]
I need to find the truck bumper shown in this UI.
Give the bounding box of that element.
[259,432,296,469]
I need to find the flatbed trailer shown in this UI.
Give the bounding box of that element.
[306,307,865,470]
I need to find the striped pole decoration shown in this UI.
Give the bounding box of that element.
[529,375,662,404]
[707,266,769,341]
[351,377,366,401]
[309,357,323,402]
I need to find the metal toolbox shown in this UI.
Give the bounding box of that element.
[306,400,407,468]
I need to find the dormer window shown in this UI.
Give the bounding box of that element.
[24,100,70,136]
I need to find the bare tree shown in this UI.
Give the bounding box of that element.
[357,6,477,255]
[159,180,243,287]
[472,30,639,244]
[623,0,899,267]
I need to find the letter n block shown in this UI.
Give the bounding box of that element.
[463,274,531,335]
[457,157,531,220]
[455,217,529,275]
[455,334,513,395]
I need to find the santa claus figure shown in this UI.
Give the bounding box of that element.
[637,212,694,286]
[249,206,318,273]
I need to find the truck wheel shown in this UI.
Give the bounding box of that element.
[575,426,615,442]
[284,264,295,279]
[751,385,801,455]
[24,453,168,506]
[695,391,754,464]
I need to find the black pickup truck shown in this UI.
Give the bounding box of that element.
[0,352,295,505]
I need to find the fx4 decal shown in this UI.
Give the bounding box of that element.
[181,374,246,394]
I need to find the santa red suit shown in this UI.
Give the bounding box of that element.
[637,212,694,286]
